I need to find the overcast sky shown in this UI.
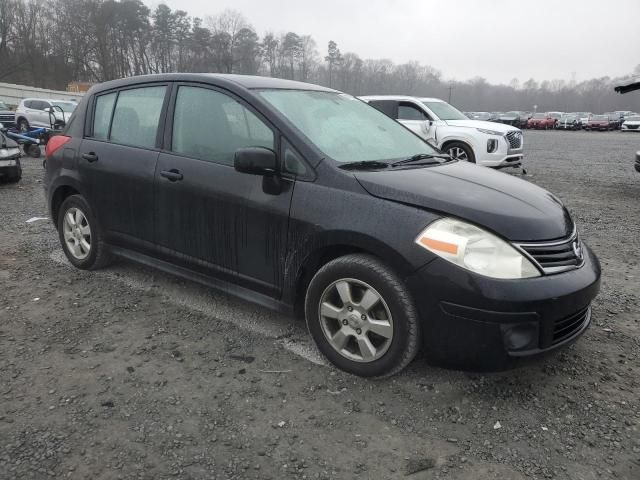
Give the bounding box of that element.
[155,0,640,84]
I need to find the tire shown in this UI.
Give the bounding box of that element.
[57,194,112,270]
[444,141,475,163]
[304,254,421,377]
[17,118,29,132]
[26,144,41,158]
[5,165,22,183]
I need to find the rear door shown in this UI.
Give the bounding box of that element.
[154,83,294,298]
[78,84,169,254]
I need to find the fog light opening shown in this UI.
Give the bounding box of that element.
[487,139,499,153]
[502,322,539,351]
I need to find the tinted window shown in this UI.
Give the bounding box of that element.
[110,86,166,149]
[172,86,274,166]
[92,92,117,140]
[367,100,397,118]
[34,101,49,110]
[398,103,429,121]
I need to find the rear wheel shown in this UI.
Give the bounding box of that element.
[305,254,421,377]
[57,194,112,270]
[444,141,475,163]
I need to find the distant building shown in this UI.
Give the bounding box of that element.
[67,81,93,93]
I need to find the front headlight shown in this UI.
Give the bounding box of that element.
[476,128,503,136]
[415,218,541,279]
[0,147,20,159]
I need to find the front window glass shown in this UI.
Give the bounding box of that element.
[420,100,468,120]
[0,101,7,109]
[592,115,606,120]
[398,103,429,121]
[626,116,640,121]
[258,90,437,163]
[533,113,546,119]
[172,86,274,166]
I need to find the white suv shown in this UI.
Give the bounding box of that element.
[15,98,77,131]
[360,95,524,170]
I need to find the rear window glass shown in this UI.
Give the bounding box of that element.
[110,86,166,149]
[92,93,117,140]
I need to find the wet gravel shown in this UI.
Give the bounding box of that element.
[0,130,639,479]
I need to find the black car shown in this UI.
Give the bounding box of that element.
[0,128,21,183]
[43,74,601,377]
[555,114,582,130]
[497,111,530,129]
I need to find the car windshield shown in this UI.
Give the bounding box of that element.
[626,115,640,121]
[504,111,519,116]
[561,115,577,120]
[0,101,7,110]
[592,115,607,120]
[258,90,439,163]
[51,101,77,112]
[533,113,546,119]
[420,100,468,120]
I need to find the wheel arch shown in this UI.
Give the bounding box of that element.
[287,231,414,317]
[49,181,84,228]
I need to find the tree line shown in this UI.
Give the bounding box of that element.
[1,0,638,112]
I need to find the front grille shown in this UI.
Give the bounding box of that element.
[552,306,590,345]
[517,232,584,274]
[0,113,15,125]
[505,131,522,149]
[625,124,639,130]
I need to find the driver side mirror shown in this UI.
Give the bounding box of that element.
[234,147,277,175]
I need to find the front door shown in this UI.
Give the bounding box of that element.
[397,101,434,142]
[78,84,169,253]
[154,84,294,298]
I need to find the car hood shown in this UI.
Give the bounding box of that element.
[443,119,519,132]
[1,131,19,149]
[354,162,573,241]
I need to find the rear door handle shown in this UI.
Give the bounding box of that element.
[82,152,98,162]
[160,169,183,181]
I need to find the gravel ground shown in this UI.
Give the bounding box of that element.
[0,130,639,480]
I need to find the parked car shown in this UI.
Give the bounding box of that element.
[604,112,623,129]
[547,112,563,122]
[0,100,15,128]
[614,79,640,174]
[15,98,77,131]
[0,124,22,183]
[527,113,556,129]
[621,114,640,132]
[360,95,524,170]
[576,112,592,127]
[497,111,530,129]
[555,114,582,130]
[43,73,600,376]
[585,114,614,131]
[469,111,499,122]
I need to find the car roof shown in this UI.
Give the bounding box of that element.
[359,95,445,103]
[22,98,77,103]
[89,73,337,95]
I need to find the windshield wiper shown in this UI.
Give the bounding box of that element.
[390,153,451,167]
[338,160,389,170]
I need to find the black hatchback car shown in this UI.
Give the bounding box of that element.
[44,74,601,377]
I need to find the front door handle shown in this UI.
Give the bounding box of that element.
[82,152,98,163]
[160,169,183,181]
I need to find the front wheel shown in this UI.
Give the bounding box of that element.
[57,194,112,270]
[17,118,29,132]
[444,141,475,163]
[305,254,421,377]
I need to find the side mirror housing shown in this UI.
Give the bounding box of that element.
[234,147,277,175]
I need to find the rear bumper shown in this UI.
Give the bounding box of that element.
[405,243,601,369]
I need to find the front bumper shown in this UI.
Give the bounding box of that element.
[406,243,601,369]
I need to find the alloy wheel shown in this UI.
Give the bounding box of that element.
[447,146,469,161]
[63,207,91,260]
[318,278,393,362]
